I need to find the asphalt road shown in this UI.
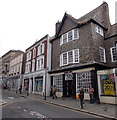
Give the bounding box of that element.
[1,90,104,119]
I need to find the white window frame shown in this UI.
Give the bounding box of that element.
[33,48,36,58]
[68,50,73,64]
[60,49,79,66]
[62,52,68,66]
[96,25,104,36]
[37,43,44,56]
[38,45,41,56]
[60,28,79,46]
[36,56,44,70]
[32,59,35,72]
[110,47,117,62]
[25,62,31,73]
[73,29,79,40]
[99,47,106,63]
[76,72,92,93]
[26,51,31,61]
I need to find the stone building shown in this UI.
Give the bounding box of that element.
[49,2,117,103]
[0,50,24,87]
[8,53,24,90]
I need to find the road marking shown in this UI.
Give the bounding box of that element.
[8,97,14,99]
[0,99,7,106]
[18,107,21,109]
[29,111,47,118]
[23,109,27,112]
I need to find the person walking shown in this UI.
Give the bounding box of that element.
[79,87,85,109]
[25,84,29,96]
[19,85,22,94]
[52,85,57,99]
[89,87,94,104]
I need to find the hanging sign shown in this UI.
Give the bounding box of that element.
[65,71,73,80]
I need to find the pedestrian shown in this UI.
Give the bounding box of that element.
[52,85,57,99]
[1,83,4,90]
[25,84,29,96]
[89,87,94,104]
[50,86,53,96]
[19,85,22,94]
[79,87,85,109]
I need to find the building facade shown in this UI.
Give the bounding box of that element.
[49,2,117,103]
[8,53,24,90]
[0,50,24,87]
[23,35,51,96]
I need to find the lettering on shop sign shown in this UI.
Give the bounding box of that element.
[103,79,115,95]
[65,72,73,80]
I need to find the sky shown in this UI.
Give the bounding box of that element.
[0,0,116,57]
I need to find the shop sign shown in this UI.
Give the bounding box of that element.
[103,79,115,95]
[101,74,115,95]
[65,71,73,80]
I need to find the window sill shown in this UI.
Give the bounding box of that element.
[100,94,117,97]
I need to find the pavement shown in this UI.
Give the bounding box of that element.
[0,99,7,106]
[18,92,117,120]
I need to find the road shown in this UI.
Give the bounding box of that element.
[1,90,105,119]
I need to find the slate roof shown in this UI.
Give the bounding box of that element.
[54,2,108,39]
[77,4,100,24]
[109,23,117,36]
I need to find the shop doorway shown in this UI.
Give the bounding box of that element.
[64,80,73,97]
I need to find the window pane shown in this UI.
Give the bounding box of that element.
[63,53,67,65]
[63,34,67,44]
[53,75,63,92]
[74,49,79,63]
[76,72,91,93]
[74,29,78,39]
[111,47,117,62]
[99,47,106,62]
[68,31,72,42]
[68,51,73,64]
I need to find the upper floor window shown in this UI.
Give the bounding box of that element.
[99,47,106,63]
[60,49,79,66]
[60,28,79,45]
[32,59,35,72]
[96,25,104,36]
[26,51,31,61]
[33,48,36,58]
[37,43,44,56]
[25,62,31,73]
[110,47,117,62]
[36,56,44,70]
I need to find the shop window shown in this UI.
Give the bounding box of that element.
[76,72,91,93]
[35,77,43,92]
[53,75,63,92]
[100,74,116,96]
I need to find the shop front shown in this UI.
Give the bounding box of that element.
[50,67,99,100]
[97,69,117,104]
[34,76,43,95]
[24,79,29,92]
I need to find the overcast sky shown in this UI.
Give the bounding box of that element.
[0,0,116,57]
